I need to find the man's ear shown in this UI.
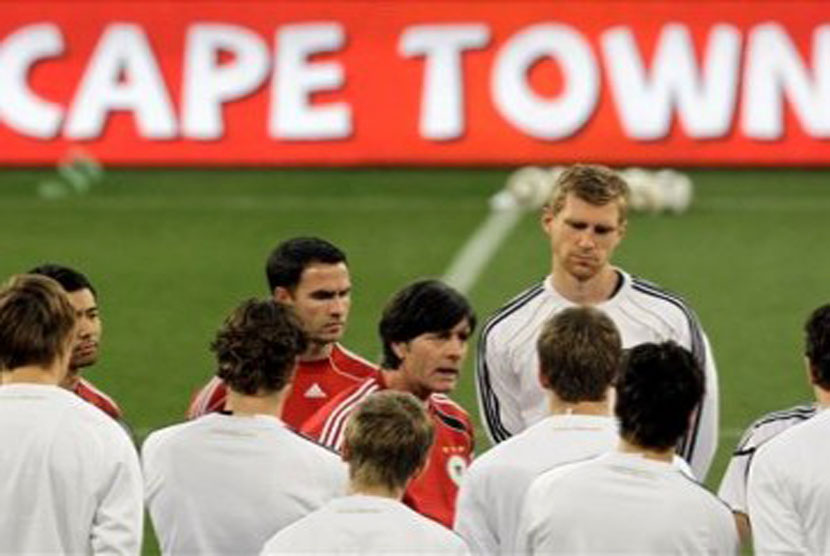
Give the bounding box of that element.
[391,341,408,362]
[273,286,293,304]
[541,206,555,234]
[805,355,817,385]
[617,218,628,241]
[538,367,551,389]
[341,439,351,463]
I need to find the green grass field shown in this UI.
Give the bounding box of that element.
[1,167,828,552]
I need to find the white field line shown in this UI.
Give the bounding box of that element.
[442,207,525,295]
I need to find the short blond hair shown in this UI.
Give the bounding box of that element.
[548,164,630,224]
[344,391,435,490]
[0,274,76,370]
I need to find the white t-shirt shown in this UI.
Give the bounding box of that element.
[718,403,815,514]
[0,383,143,555]
[516,451,737,555]
[748,407,830,555]
[143,412,347,555]
[454,414,617,554]
[261,494,470,555]
[477,269,719,480]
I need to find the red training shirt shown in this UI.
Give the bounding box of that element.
[301,373,474,528]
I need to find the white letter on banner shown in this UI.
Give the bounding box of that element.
[270,23,350,140]
[492,23,598,140]
[65,24,176,139]
[399,24,490,141]
[0,23,65,138]
[182,24,268,139]
[743,23,830,139]
[602,24,741,140]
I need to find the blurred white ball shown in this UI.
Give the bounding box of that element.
[505,166,556,209]
[621,167,662,213]
[654,169,693,214]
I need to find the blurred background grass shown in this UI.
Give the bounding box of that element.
[1,167,827,551]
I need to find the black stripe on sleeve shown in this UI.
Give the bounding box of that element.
[476,283,545,444]
[631,279,706,465]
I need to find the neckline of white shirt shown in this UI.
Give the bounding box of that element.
[332,494,405,510]
[200,411,287,428]
[0,382,76,398]
[602,450,680,471]
[543,268,630,308]
[543,413,616,429]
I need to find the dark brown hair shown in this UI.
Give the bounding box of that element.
[537,306,622,402]
[211,299,307,395]
[806,304,830,389]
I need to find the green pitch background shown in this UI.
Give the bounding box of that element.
[1,168,827,552]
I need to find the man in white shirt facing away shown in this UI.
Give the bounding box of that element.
[261,390,470,555]
[478,163,719,480]
[516,341,737,555]
[0,274,143,555]
[455,306,622,554]
[143,298,347,556]
[748,304,830,555]
[719,402,816,545]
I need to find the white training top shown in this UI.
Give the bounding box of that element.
[748,407,830,555]
[454,414,617,554]
[718,403,816,514]
[0,383,143,555]
[516,451,737,555]
[143,412,348,556]
[477,269,719,480]
[260,494,470,555]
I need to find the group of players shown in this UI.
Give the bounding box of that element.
[1,164,827,554]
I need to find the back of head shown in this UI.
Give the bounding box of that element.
[28,263,96,297]
[548,164,630,223]
[210,299,307,395]
[379,279,477,369]
[344,390,435,491]
[615,342,704,451]
[805,304,830,389]
[0,274,76,371]
[265,237,347,293]
[537,306,622,402]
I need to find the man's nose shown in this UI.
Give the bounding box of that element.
[576,231,596,249]
[329,296,348,314]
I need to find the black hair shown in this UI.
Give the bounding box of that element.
[28,263,97,298]
[615,342,704,451]
[265,237,347,293]
[379,279,476,369]
[806,304,830,389]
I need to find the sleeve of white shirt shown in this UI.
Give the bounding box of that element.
[91,428,144,556]
[685,331,719,482]
[718,449,749,514]
[747,446,806,555]
[453,466,498,555]
[476,329,522,444]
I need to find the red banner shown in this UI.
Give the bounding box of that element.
[1,1,828,166]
